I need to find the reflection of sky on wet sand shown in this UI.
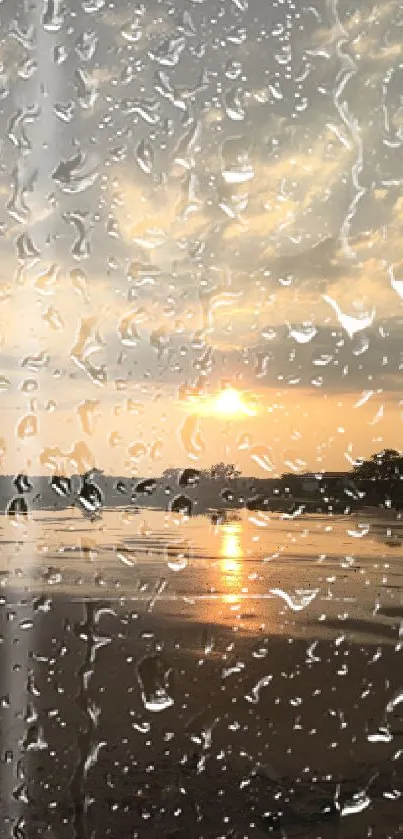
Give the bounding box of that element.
[2,508,403,644]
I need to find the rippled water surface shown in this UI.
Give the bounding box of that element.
[1,509,403,837]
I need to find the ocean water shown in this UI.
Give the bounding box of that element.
[1,508,403,837]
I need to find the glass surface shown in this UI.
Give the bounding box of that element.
[1,0,403,836]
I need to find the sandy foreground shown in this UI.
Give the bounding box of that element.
[0,508,403,837]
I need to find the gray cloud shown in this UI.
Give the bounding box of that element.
[0,0,402,429]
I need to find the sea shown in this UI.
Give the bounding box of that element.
[1,506,403,838]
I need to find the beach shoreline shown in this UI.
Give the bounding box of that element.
[1,589,403,837]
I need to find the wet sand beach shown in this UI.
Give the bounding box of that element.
[1,507,403,837]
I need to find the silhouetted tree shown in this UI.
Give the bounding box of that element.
[353,449,403,481]
[206,462,241,480]
[353,449,403,508]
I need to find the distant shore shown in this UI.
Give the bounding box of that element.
[1,469,401,519]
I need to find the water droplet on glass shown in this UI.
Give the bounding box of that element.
[53,150,100,194]
[16,414,38,439]
[75,30,98,61]
[135,139,154,175]
[137,654,174,713]
[6,497,29,519]
[149,36,186,67]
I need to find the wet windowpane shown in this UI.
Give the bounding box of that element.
[1,0,403,836]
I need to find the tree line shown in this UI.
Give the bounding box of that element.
[204,449,403,484]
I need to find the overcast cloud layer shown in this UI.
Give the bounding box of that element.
[0,0,402,476]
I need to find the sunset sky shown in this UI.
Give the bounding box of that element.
[0,0,402,477]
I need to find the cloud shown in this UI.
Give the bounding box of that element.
[0,0,402,475]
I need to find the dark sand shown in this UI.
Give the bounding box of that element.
[1,592,403,839]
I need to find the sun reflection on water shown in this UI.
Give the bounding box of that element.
[219,522,243,604]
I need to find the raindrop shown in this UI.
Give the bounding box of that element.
[128,442,147,461]
[132,228,166,249]
[15,232,40,262]
[288,323,317,344]
[33,596,52,613]
[50,476,73,498]
[20,379,37,393]
[12,818,26,839]
[174,120,201,169]
[121,17,143,43]
[22,725,48,752]
[135,139,154,175]
[245,675,273,704]
[53,150,100,194]
[75,68,98,110]
[77,400,100,434]
[270,588,319,612]
[8,106,40,153]
[44,306,63,330]
[225,59,243,80]
[115,480,128,495]
[118,309,142,347]
[149,36,186,67]
[221,136,253,184]
[53,45,68,64]
[180,415,205,459]
[179,468,200,487]
[21,349,49,373]
[82,0,105,12]
[386,688,403,714]
[250,445,274,473]
[135,479,157,496]
[77,479,104,516]
[167,555,187,572]
[137,654,174,712]
[19,620,33,631]
[6,497,28,518]
[42,0,64,30]
[170,495,193,516]
[224,87,246,120]
[178,10,197,36]
[0,376,11,391]
[34,263,60,295]
[14,474,33,494]
[70,268,90,300]
[121,97,160,125]
[70,317,106,385]
[340,790,371,817]
[75,31,98,61]
[16,414,38,439]
[322,295,375,338]
[43,567,62,585]
[150,327,169,356]
[64,211,91,259]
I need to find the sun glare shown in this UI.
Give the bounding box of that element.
[215,388,243,415]
[214,388,256,417]
[185,386,258,418]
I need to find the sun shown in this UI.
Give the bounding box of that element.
[213,388,256,417]
[183,386,258,418]
[215,388,244,415]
